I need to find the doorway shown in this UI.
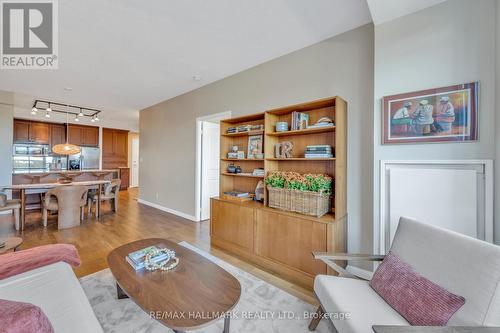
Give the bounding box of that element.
[130,134,140,187]
[195,111,232,221]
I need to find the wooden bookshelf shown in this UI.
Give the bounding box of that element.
[211,96,347,289]
[220,172,264,178]
[266,157,336,161]
[266,126,335,136]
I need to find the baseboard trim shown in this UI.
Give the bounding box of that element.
[346,265,373,280]
[137,199,198,222]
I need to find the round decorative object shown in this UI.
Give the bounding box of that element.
[235,166,242,174]
[227,164,237,173]
[275,122,289,132]
[144,248,179,272]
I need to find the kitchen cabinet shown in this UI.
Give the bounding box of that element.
[13,120,30,142]
[13,119,49,144]
[119,167,130,190]
[49,124,66,148]
[102,128,129,169]
[68,124,99,147]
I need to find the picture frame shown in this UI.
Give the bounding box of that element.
[247,135,263,159]
[382,82,478,144]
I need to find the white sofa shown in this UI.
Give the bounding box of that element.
[310,217,500,333]
[0,261,103,333]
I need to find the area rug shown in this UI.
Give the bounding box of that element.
[80,241,334,332]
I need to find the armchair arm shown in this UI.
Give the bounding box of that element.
[312,252,385,280]
[313,252,385,261]
[372,325,500,333]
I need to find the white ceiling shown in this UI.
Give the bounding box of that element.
[0,0,372,125]
[366,0,447,25]
[0,0,448,126]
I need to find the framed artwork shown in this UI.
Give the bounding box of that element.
[247,135,263,159]
[382,82,478,144]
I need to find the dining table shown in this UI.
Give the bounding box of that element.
[1,180,111,231]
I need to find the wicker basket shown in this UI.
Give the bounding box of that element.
[267,186,330,217]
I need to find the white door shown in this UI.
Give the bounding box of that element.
[131,137,139,187]
[201,121,220,220]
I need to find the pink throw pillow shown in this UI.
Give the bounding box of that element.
[370,251,465,326]
[0,299,54,333]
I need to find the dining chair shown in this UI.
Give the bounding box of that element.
[0,199,21,231]
[42,185,88,230]
[88,179,121,217]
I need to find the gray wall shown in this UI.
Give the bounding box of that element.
[140,24,375,254]
[0,91,14,190]
[374,0,499,246]
[496,0,500,244]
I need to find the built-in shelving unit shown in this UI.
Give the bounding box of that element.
[211,97,347,289]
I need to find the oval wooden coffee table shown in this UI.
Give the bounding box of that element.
[107,238,241,333]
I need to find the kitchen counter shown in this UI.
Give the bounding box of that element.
[12,169,118,175]
[12,169,120,185]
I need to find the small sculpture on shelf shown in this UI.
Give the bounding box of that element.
[227,145,245,159]
[254,180,264,202]
[274,141,293,158]
[226,164,242,174]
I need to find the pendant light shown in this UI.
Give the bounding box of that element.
[52,107,81,155]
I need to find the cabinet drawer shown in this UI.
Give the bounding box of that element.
[210,200,254,252]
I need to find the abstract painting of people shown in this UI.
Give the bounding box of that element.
[382,82,478,144]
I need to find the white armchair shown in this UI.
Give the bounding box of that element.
[309,217,500,333]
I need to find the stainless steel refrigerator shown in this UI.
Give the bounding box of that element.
[68,147,100,170]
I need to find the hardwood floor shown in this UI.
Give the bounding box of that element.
[0,188,317,305]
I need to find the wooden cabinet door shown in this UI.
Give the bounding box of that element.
[114,130,128,158]
[119,168,129,190]
[67,125,83,145]
[50,124,66,148]
[210,200,254,251]
[82,127,99,146]
[102,128,114,157]
[29,122,50,144]
[13,120,31,143]
[255,210,327,275]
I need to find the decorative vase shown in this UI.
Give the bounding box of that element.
[235,166,242,174]
[0,193,6,207]
[227,164,237,173]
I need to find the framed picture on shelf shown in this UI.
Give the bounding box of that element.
[247,135,263,159]
[382,82,478,144]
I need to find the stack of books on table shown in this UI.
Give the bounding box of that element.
[126,245,170,271]
[304,145,334,158]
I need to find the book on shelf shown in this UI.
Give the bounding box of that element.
[252,168,265,176]
[305,154,334,158]
[307,122,334,129]
[223,191,250,198]
[126,245,170,271]
[291,111,309,130]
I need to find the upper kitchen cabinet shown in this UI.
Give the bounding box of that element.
[68,124,99,147]
[102,128,129,169]
[13,119,49,144]
[49,123,66,148]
